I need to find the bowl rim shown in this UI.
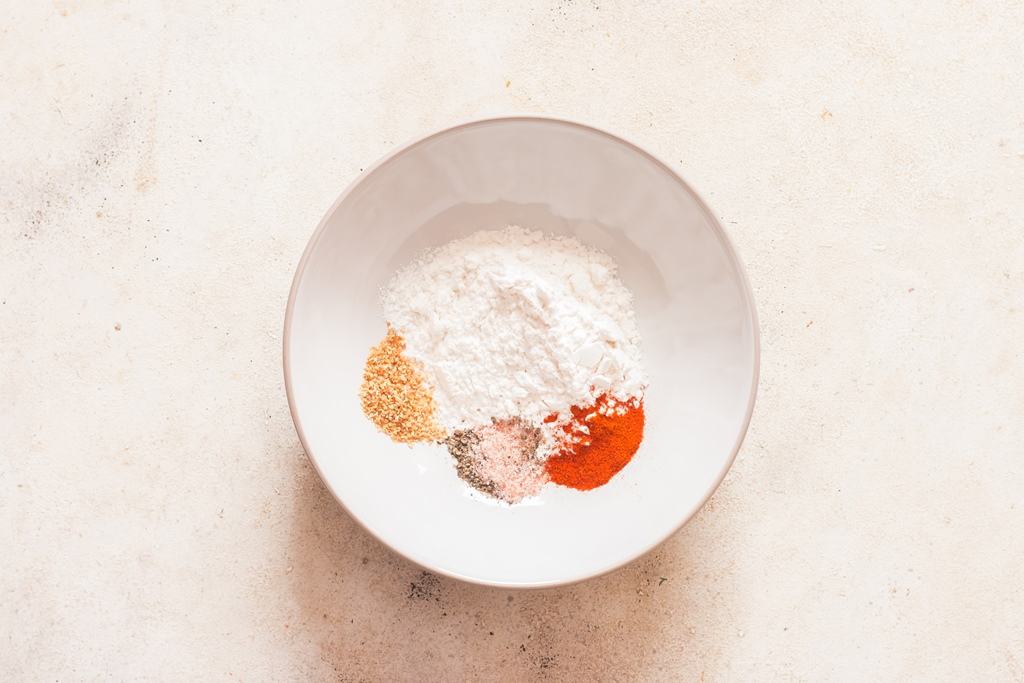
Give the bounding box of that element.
[283,114,761,589]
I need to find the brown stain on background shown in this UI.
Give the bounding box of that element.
[53,0,78,17]
[134,39,169,193]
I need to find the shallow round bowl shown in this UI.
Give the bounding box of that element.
[284,116,759,587]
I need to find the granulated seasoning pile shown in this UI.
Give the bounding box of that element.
[359,227,648,503]
[359,327,445,443]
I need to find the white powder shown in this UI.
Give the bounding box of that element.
[382,226,646,432]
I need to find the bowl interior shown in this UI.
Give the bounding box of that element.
[285,118,758,587]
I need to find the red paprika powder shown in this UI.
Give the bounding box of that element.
[545,394,645,490]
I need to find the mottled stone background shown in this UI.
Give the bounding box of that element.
[2,1,1022,680]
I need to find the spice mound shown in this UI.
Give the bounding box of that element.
[360,327,445,443]
[445,418,547,503]
[359,226,648,504]
[545,395,645,490]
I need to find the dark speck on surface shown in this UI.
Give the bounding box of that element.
[407,571,440,601]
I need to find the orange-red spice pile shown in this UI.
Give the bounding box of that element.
[544,394,645,490]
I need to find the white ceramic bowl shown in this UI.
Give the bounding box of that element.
[284,116,759,587]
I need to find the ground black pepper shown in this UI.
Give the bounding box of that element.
[443,429,497,496]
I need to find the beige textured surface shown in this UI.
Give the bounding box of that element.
[2,2,1023,680]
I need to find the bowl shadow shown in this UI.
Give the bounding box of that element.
[286,455,735,680]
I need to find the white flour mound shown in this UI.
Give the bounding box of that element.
[382,226,646,431]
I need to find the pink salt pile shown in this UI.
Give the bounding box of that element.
[444,418,547,503]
